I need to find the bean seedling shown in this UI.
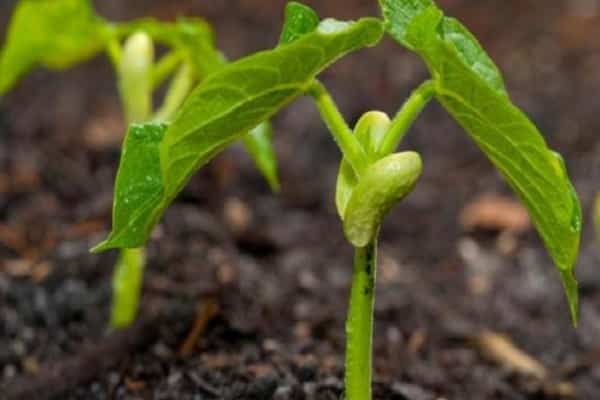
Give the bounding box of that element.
[3,1,583,399]
[0,0,280,328]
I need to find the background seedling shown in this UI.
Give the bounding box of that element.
[0,0,281,328]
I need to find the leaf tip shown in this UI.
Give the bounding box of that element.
[560,270,579,328]
[268,178,281,194]
[90,239,113,254]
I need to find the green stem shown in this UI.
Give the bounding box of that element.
[105,37,123,71]
[110,248,145,328]
[378,80,435,157]
[153,63,195,122]
[345,238,378,400]
[308,80,369,176]
[152,51,184,90]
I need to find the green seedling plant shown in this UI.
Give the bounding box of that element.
[91,1,582,397]
[0,0,281,328]
[3,0,583,399]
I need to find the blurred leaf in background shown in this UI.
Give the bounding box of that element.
[0,0,110,94]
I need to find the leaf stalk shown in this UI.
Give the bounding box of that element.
[379,80,435,156]
[308,80,369,175]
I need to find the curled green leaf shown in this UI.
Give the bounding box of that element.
[344,152,422,247]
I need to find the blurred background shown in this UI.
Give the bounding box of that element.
[0,0,599,399]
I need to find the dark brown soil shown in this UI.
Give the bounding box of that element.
[1,1,599,399]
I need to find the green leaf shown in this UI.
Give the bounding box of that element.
[92,123,167,252]
[0,0,109,95]
[94,16,384,251]
[240,1,320,192]
[160,17,383,206]
[437,17,506,95]
[343,152,422,247]
[238,1,321,193]
[378,0,432,50]
[279,2,320,45]
[242,122,280,192]
[382,0,582,322]
[386,2,505,94]
[336,111,391,217]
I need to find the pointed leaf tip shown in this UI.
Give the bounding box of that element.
[90,240,111,254]
[560,270,579,327]
[279,2,320,45]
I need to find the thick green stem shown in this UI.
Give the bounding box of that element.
[378,80,435,157]
[111,248,145,328]
[345,238,378,400]
[308,80,369,176]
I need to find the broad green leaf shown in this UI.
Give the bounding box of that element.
[336,111,391,217]
[0,0,109,94]
[382,0,582,322]
[93,16,384,251]
[344,152,422,247]
[242,122,280,192]
[92,123,167,251]
[279,2,320,45]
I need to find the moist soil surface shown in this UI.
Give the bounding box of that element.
[1,1,600,399]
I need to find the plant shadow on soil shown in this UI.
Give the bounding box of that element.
[1,0,600,399]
